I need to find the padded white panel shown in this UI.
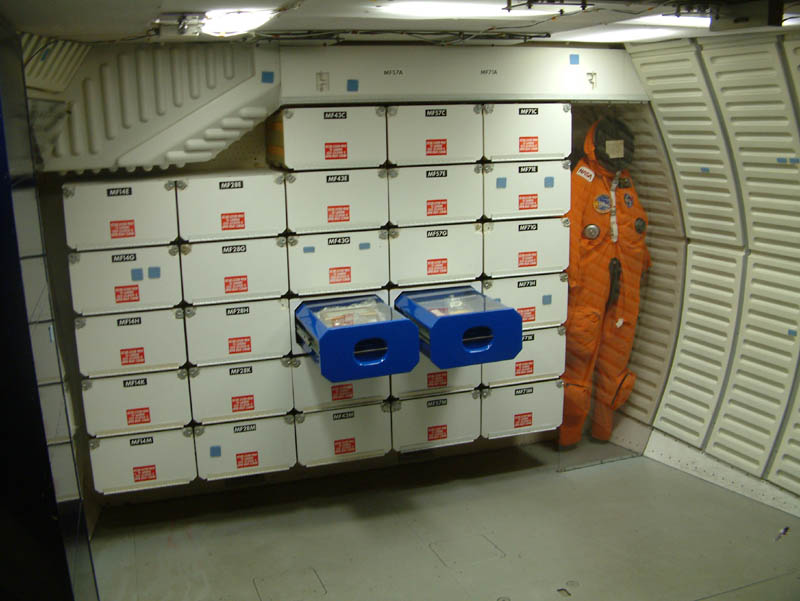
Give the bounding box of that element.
[392,392,480,453]
[707,252,800,476]
[12,187,43,258]
[39,383,71,444]
[48,443,80,502]
[292,355,389,412]
[481,379,564,439]
[654,244,744,447]
[30,321,63,385]
[767,381,800,495]
[21,256,52,322]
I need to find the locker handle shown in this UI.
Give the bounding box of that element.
[462,326,493,353]
[353,337,388,366]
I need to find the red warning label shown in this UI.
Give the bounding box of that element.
[232,395,255,413]
[427,371,448,388]
[519,137,539,153]
[126,407,151,425]
[115,285,140,304]
[518,306,537,322]
[236,451,259,469]
[328,205,351,223]
[427,258,448,275]
[519,194,539,210]
[133,464,156,483]
[120,347,145,366]
[518,251,538,268]
[110,219,136,239]
[426,138,448,156]
[329,266,352,284]
[514,412,533,428]
[334,437,356,455]
[325,142,348,160]
[515,360,534,376]
[228,336,252,355]
[331,383,354,401]
[428,424,448,441]
[221,212,246,231]
[426,199,448,216]
[224,275,249,294]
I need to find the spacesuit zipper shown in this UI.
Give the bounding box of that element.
[609,172,620,243]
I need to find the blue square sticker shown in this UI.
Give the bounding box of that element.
[210,445,221,458]
[777,157,788,164]
[261,71,274,84]
[147,266,161,279]
[347,79,359,92]
[303,246,315,254]
[131,268,143,281]
[544,176,554,188]
[496,177,507,189]
[542,294,552,306]
[570,54,580,65]
[359,242,371,250]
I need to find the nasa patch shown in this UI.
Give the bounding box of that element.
[594,194,611,214]
[576,166,595,182]
[624,193,634,208]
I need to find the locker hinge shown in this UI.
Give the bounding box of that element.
[283,415,296,425]
[483,280,493,290]
[481,389,491,399]
[193,425,205,436]
[183,307,196,318]
[387,106,398,117]
[283,109,294,119]
[68,253,79,264]
[558,326,566,336]
[180,244,192,255]
[482,104,494,114]
[81,379,92,391]
[561,218,570,228]
[560,273,568,283]
[164,180,181,191]
[474,223,482,232]
[168,245,179,256]
[379,168,398,179]
[74,317,86,329]
[563,103,572,113]
[483,223,493,233]
[387,400,401,413]
[556,379,564,388]
[189,367,199,378]
[294,413,306,424]
[62,185,75,198]
[479,164,492,174]
[376,107,387,117]
[277,173,295,185]
[88,438,99,450]
[562,160,571,170]
[175,308,186,319]
[277,237,287,248]
[387,229,399,239]
[182,427,193,438]
[473,104,482,114]
[381,401,394,413]
[177,368,188,380]
[280,357,296,368]
[287,236,298,247]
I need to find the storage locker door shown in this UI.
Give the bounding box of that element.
[76,310,187,377]
[390,354,481,399]
[83,370,191,437]
[767,384,800,495]
[389,224,483,286]
[481,380,564,439]
[482,327,565,387]
[181,239,288,304]
[21,257,52,322]
[483,103,572,162]
[12,187,43,257]
[185,300,291,366]
[484,161,571,221]
[39,383,71,444]
[177,171,286,241]
[388,165,483,226]
[189,359,293,424]
[291,356,389,412]
[69,246,182,315]
[483,219,569,278]
[64,179,177,250]
[89,428,197,494]
[286,169,388,234]
[482,273,568,330]
[392,392,480,452]
[288,230,389,295]
[387,104,483,165]
[30,322,63,385]
[194,417,296,480]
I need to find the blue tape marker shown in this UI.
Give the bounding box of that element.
[148,266,161,279]
[347,79,359,92]
[542,294,552,306]
[210,445,221,458]
[359,242,371,250]
[544,176,555,188]
[789,329,798,337]
[778,157,788,164]
[790,158,799,164]
[131,268,143,281]
[700,167,710,173]
[569,54,580,65]
[496,177,507,189]
[303,246,315,254]
[261,71,274,84]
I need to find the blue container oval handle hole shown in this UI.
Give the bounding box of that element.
[462,326,494,353]
[354,337,388,365]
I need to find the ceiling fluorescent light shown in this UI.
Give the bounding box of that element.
[558,27,679,43]
[202,8,275,37]
[623,15,711,28]
[375,1,577,19]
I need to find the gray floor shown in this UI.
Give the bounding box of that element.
[91,443,800,601]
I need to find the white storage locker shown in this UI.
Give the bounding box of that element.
[180,238,288,305]
[89,428,197,494]
[75,309,186,377]
[392,391,480,453]
[194,416,297,481]
[68,246,182,315]
[287,230,389,295]
[82,370,191,437]
[292,355,389,412]
[275,106,387,170]
[483,103,572,162]
[39,383,71,444]
[391,353,481,399]
[21,256,52,322]
[295,402,392,467]
[481,379,564,439]
[386,104,483,165]
[482,327,565,387]
[483,218,569,278]
[285,169,388,234]
[388,164,483,226]
[63,179,178,251]
[176,171,286,241]
[483,273,568,330]
[12,187,43,258]
[389,224,483,286]
[30,321,63,385]
[189,359,293,424]
[483,161,571,220]
[185,299,291,366]
[49,443,79,502]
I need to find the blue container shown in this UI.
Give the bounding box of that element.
[295,295,420,382]
[395,286,522,369]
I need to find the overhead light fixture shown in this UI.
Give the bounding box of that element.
[201,8,276,37]
[554,27,679,43]
[622,14,711,28]
[374,1,579,19]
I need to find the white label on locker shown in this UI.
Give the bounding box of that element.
[185,300,290,366]
[288,230,388,295]
[483,103,572,162]
[282,106,387,170]
[484,162,570,220]
[64,179,177,250]
[89,428,197,494]
[388,164,483,226]
[387,105,483,165]
[390,224,482,286]
[483,274,568,330]
[177,171,286,241]
[482,327,565,386]
[69,246,182,315]
[391,353,481,399]
[292,355,389,411]
[181,239,288,304]
[83,370,191,437]
[483,218,569,277]
[286,170,388,233]
[195,416,296,480]
[296,403,391,467]
[481,379,563,439]
[76,310,186,377]
[189,359,293,423]
[392,391,480,453]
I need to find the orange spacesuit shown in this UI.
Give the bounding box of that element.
[559,118,651,447]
